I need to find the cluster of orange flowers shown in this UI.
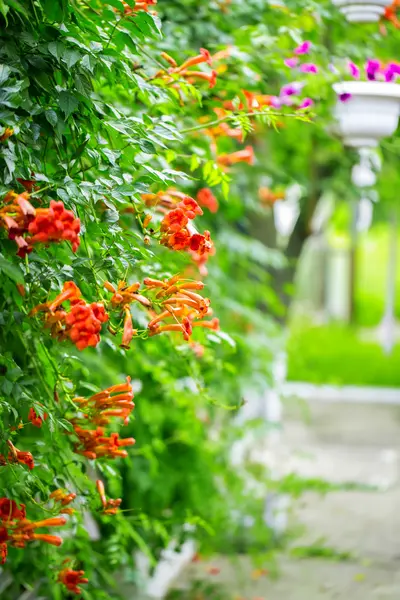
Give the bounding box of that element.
[158,48,217,89]
[0,440,34,470]
[96,480,122,515]
[59,564,89,595]
[104,281,150,349]
[217,146,255,168]
[258,187,285,206]
[383,0,400,27]
[0,127,13,142]
[122,0,157,15]
[31,282,108,351]
[0,498,67,564]
[144,276,219,341]
[223,90,273,112]
[71,378,135,460]
[204,90,273,147]
[196,188,219,213]
[28,406,48,427]
[72,377,135,427]
[0,192,80,257]
[73,427,135,460]
[142,189,214,272]
[50,489,76,516]
[198,86,277,169]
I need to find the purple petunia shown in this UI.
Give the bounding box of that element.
[299,63,318,74]
[348,61,360,79]
[339,92,352,102]
[365,59,381,81]
[284,57,299,68]
[298,98,314,109]
[384,62,400,82]
[294,41,311,55]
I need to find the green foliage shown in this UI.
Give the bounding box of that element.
[1,0,400,597]
[0,0,302,597]
[287,322,400,387]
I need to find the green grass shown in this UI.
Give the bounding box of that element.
[287,323,400,387]
[354,224,400,326]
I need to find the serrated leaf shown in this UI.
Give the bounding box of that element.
[59,91,78,118]
[62,49,81,69]
[81,54,96,73]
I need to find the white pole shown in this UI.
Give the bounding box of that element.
[379,209,397,355]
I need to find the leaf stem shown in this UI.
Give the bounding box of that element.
[180,110,306,134]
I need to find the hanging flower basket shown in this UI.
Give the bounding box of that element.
[333,81,400,147]
[333,0,391,22]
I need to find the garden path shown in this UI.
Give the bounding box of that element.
[170,394,400,599]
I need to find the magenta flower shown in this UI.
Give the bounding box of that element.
[365,59,380,81]
[294,41,311,55]
[348,61,360,79]
[384,62,400,82]
[299,63,318,74]
[284,57,298,68]
[280,82,303,96]
[298,98,314,109]
[339,92,352,102]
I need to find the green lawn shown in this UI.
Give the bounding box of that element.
[354,224,400,326]
[287,322,400,387]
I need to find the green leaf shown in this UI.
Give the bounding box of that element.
[45,109,58,127]
[0,1,9,22]
[5,0,27,14]
[62,49,81,69]
[134,10,161,37]
[58,91,78,118]
[48,41,65,61]
[105,0,125,9]
[81,54,96,74]
[0,65,11,85]
[43,0,66,22]
[0,255,24,284]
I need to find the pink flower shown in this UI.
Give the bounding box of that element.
[365,59,380,81]
[384,62,400,82]
[339,92,352,102]
[284,57,298,68]
[348,61,360,79]
[299,63,318,74]
[298,98,314,109]
[280,82,303,96]
[294,41,311,55]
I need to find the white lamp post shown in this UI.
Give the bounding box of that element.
[333,81,400,148]
[333,0,392,23]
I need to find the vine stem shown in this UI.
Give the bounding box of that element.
[30,184,54,197]
[180,110,307,134]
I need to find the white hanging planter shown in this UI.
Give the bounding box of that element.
[333,81,400,148]
[333,0,391,22]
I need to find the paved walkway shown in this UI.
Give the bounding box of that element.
[169,394,400,599]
